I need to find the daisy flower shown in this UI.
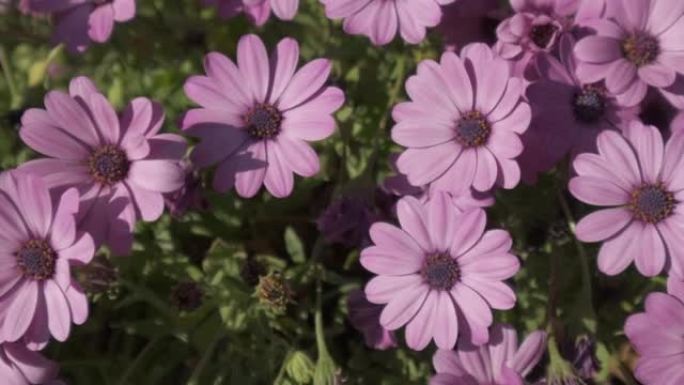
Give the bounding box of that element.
[361,193,520,350]
[392,43,531,194]
[574,0,684,107]
[19,76,187,256]
[201,0,298,26]
[321,0,455,46]
[182,34,344,198]
[0,172,93,349]
[431,323,546,385]
[26,0,135,53]
[0,342,60,384]
[570,121,684,277]
[519,35,638,181]
[624,277,684,385]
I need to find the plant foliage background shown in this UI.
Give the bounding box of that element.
[0,0,658,384]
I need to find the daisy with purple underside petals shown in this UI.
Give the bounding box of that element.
[574,0,684,107]
[321,0,454,46]
[431,323,546,385]
[0,172,93,350]
[0,342,62,385]
[361,193,520,350]
[182,34,344,199]
[27,0,136,53]
[570,121,684,277]
[347,289,396,350]
[19,76,187,256]
[392,43,531,195]
[201,0,298,26]
[624,277,684,385]
[520,35,638,181]
[495,0,577,75]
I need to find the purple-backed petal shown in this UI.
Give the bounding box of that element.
[88,4,115,43]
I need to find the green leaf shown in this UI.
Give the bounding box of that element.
[284,227,306,264]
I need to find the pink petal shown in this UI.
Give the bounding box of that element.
[597,222,641,275]
[575,208,633,242]
[65,282,89,325]
[396,196,432,252]
[441,52,474,112]
[237,34,270,102]
[125,182,164,221]
[462,278,516,310]
[4,343,58,384]
[235,141,268,198]
[112,0,135,22]
[449,209,487,257]
[49,188,79,251]
[88,4,115,43]
[569,176,629,206]
[263,140,294,198]
[202,53,251,109]
[270,0,298,20]
[268,38,299,103]
[16,173,52,238]
[638,63,677,88]
[278,59,332,110]
[405,291,439,350]
[275,135,320,177]
[634,224,666,277]
[2,281,39,342]
[59,233,95,264]
[379,283,429,330]
[510,330,546,376]
[44,280,71,341]
[44,91,100,148]
[128,159,185,193]
[574,36,622,63]
[450,284,492,345]
[365,274,424,304]
[397,142,461,188]
[433,291,459,350]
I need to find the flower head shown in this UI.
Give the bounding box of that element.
[321,0,455,46]
[570,121,684,277]
[26,0,136,53]
[437,0,503,51]
[19,76,187,256]
[392,43,531,194]
[520,35,638,181]
[574,0,684,107]
[347,289,396,350]
[624,280,684,385]
[182,34,344,199]
[430,323,546,385]
[201,0,298,26]
[361,193,520,350]
[317,196,377,248]
[0,172,93,349]
[0,342,60,384]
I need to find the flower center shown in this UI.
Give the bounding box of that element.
[455,111,491,148]
[245,103,283,140]
[572,85,606,124]
[15,239,57,281]
[530,23,559,49]
[629,184,675,224]
[421,253,460,291]
[622,33,660,67]
[88,145,130,186]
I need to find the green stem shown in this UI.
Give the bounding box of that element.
[0,45,20,109]
[558,189,598,333]
[116,335,165,385]
[187,330,225,385]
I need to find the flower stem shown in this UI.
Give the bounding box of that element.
[0,44,21,109]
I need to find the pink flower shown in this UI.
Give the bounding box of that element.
[624,278,684,385]
[361,193,520,350]
[495,0,578,76]
[574,0,684,107]
[27,0,136,53]
[0,342,60,384]
[347,289,396,350]
[201,0,298,26]
[182,34,344,199]
[392,43,531,195]
[437,0,503,51]
[0,172,93,349]
[19,77,187,256]
[519,35,638,182]
[321,0,455,46]
[570,121,684,277]
[431,323,546,385]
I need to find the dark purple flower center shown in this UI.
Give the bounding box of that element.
[15,239,57,281]
[245,103,283,140]
[530,23,559,49]
[88,145,130,186]
[572,85,606,124]
[421,253,460,291]
[622,33,660,67]
[455,111,491,148]
[630,184,675,223]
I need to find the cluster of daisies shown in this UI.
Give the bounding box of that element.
[4,0,684,384]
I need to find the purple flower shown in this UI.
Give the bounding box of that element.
[361,193,520,350]
[164,161,208,218]
[574,0,684,107]
[347,289,396,350]
[201,0,298,26]
[27,0,136,53]
[321,0,455,46]
[0,171,93,349]
[392,43,531,194]
[317,196,377,248]
[495,0,578,76]
[570,121,684,277]
[0,342,60,384]
[624,279,684,385]
[437,0,503,51]
[182,34,344,199]
[19,77,187,256]
[430,323,546,385]
[519,35,638,182]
